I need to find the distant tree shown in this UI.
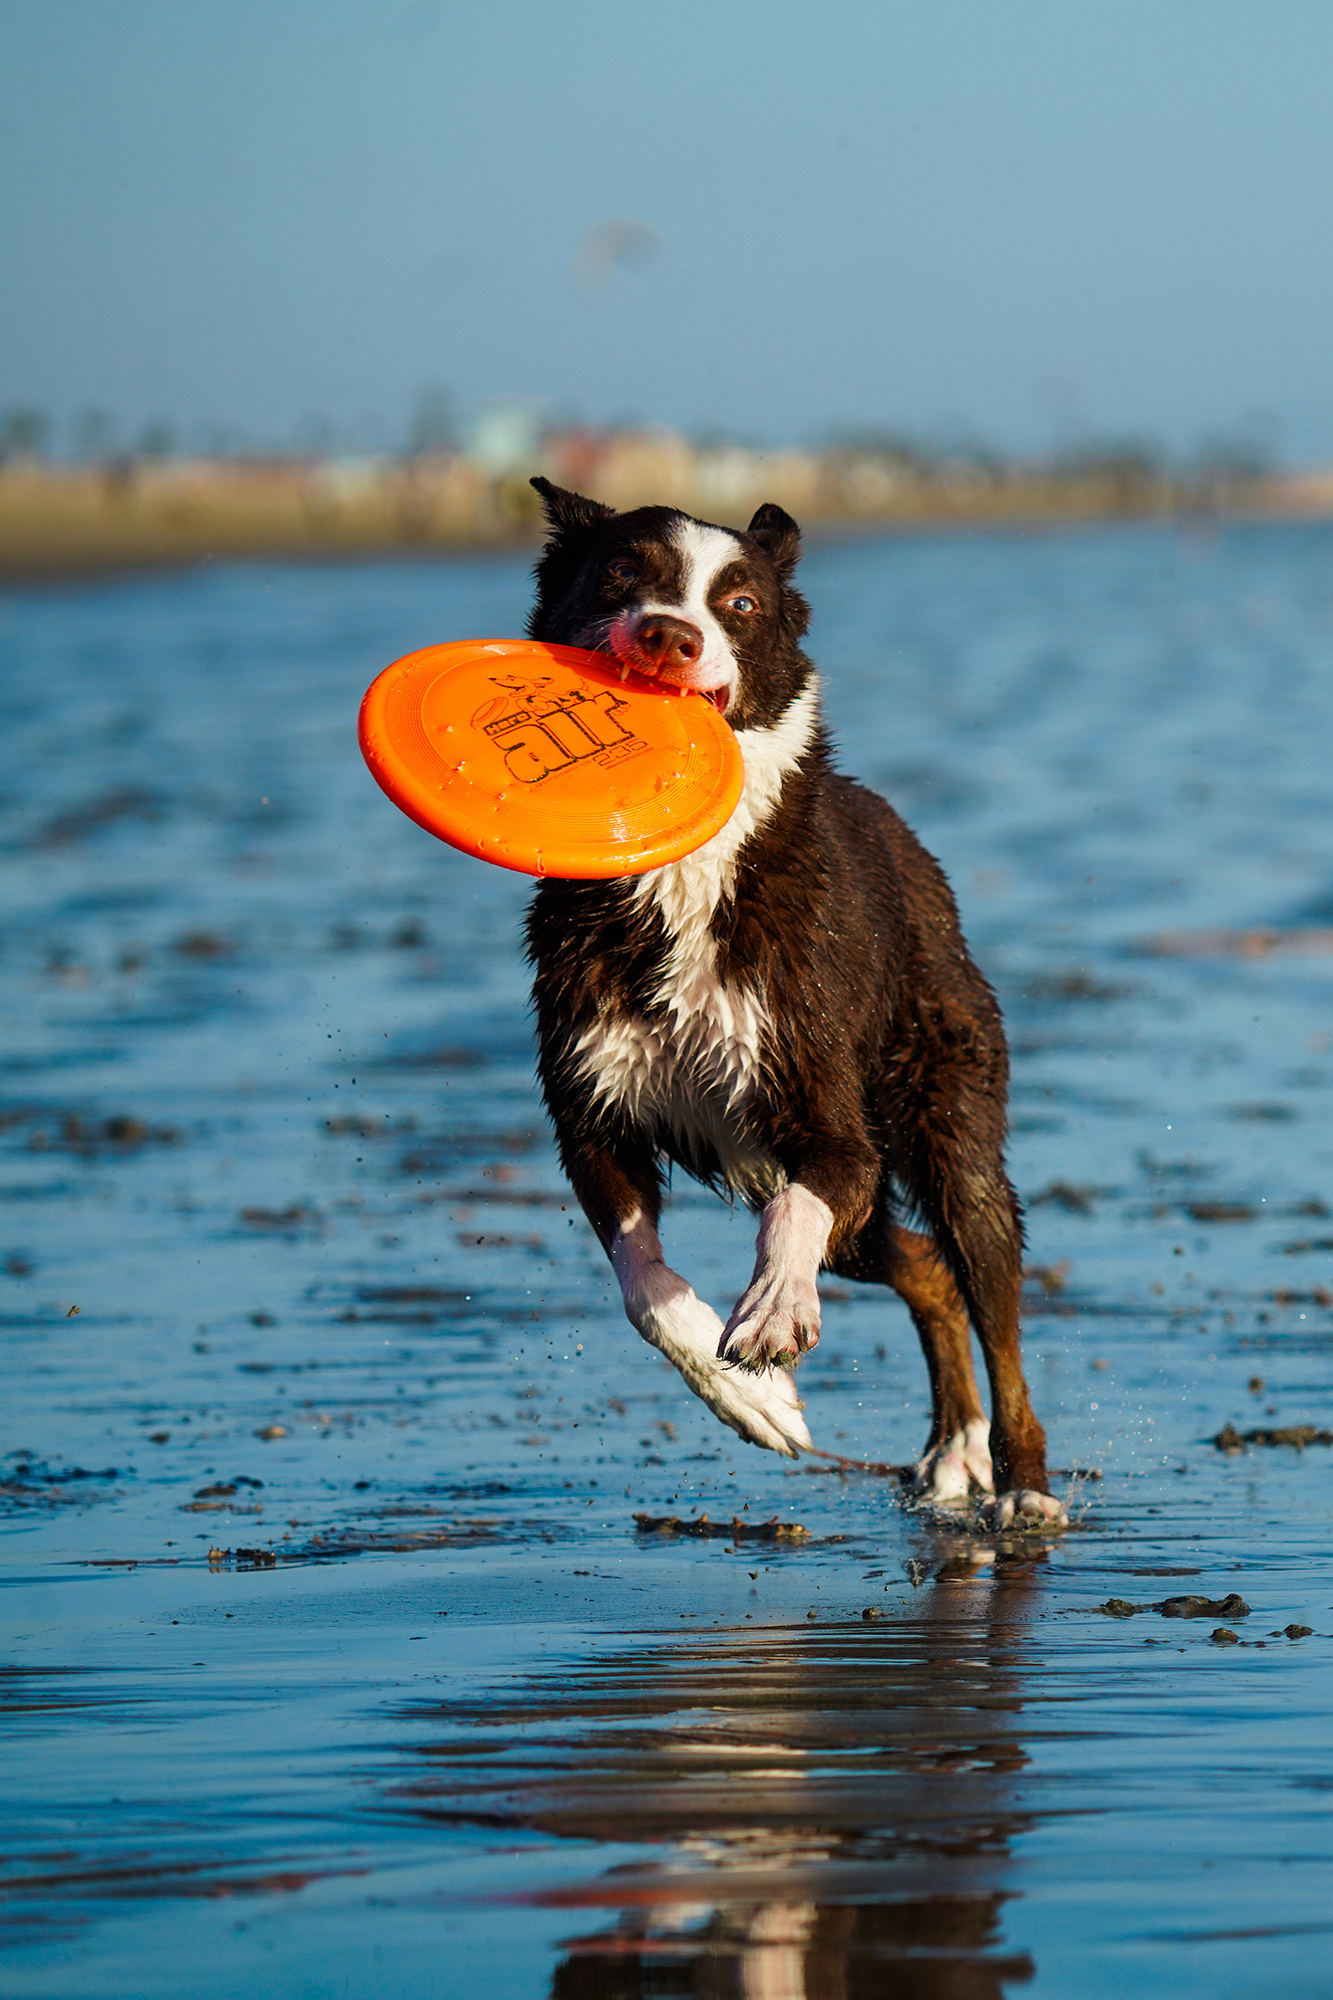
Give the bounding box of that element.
[1193,419,1278,482]
[0,406,52,460]
[691,424,760,453]
[137,419,177,458]
[192,421,249,458]
[292,410,338,456]
[71,407,118,461]
[407,383,455,456]
[347,410,390,455]
[821,424,925,469]
[1055,436,1163,482]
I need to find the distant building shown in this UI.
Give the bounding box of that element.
[465,404,542,478]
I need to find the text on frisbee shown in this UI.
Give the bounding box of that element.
[358,639,743,879]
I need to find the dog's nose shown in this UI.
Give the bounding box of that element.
[633,614,703,673]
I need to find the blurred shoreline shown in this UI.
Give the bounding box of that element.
[3,429,1331,580]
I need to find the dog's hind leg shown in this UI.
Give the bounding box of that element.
[834,1221,993,1500]
[561,1136,812,1458]
[886,1001,1064,1526]
[897,1149,1062,1525]
[891,1229,994,1499]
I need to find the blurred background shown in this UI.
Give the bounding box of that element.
[3,0,1333,568]
[8,10,1333,1996]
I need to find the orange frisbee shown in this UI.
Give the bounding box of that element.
[358,639,744,878]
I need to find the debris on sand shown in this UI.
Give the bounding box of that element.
[1095,1593,1251,1620]
[30,784,166,850]
[1028,1181,1102,1213]
[1022,969,1134,1002]
[1023,1261,1071,1294]
[633,1512,809,1543]
[1212,1422,1333,1454]
[1138,927,1333,959]
[175,929,236,958]
[65,1113,180,1153]
[206,1515,517,1566]
[0,1458,120,1509]
[240,1205,322,1234]
[1159,1594,1251,1620]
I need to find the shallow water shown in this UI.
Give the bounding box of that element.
[4,523,1333,1998]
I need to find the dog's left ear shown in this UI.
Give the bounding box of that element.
[530,476,614,537]
[746,502,802,579]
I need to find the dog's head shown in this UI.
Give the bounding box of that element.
[527,478,812,731]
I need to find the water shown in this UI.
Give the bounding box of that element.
[4,523,1333,1998]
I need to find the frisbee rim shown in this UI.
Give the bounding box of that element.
[358,638,744,879]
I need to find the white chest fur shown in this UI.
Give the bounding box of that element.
[574,683,818,1196]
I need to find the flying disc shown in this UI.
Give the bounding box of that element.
[358,639,744,878]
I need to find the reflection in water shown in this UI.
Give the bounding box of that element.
[396,1546,1049,1996]
[551,1897,1031,2000]
[7,541,1333,1993]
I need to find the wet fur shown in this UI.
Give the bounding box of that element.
[522,479,1058,1516]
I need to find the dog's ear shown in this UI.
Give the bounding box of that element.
[527,478,616,640]
[746,502,802,580]
[530,476,614,537]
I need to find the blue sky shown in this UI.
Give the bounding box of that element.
[3,0,1331,458]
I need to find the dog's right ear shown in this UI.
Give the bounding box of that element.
[746,501,802,580]
[530,477,614,537]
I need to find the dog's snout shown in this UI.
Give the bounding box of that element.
[634,614,703,672]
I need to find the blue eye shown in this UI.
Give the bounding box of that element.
[727,595,757,613]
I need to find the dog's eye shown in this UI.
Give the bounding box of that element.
[607,558,639,582]
[726,594,758,614]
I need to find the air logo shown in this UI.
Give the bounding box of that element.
[477,680,641,785]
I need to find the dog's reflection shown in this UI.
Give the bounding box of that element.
[552,1889,1033,1999]
[399,1537,1050,1998]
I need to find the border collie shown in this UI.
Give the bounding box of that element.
[524,477,1063,1527]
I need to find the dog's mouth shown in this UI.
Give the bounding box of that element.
[655,674,732,717]
[591,625,734,717]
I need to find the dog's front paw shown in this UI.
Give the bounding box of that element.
[914,1419,994,1502]
[980,1488,1068,1529]
[626,1270,813,1456]
[700,1360,813,1457]
[718,1273,821,1371]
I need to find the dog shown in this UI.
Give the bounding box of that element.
[523,476,1063,1526]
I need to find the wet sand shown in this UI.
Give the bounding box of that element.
[4,524,1333,1996]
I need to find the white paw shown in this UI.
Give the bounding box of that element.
[718,1272,821,1370]
[914,1418,994,1501]
[698,1354,813,1457]
[980,1488,1068,1529]
[717,1184,830,1372]
[626,1262,812,1456]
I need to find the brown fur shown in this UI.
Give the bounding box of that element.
[524,481,1052,1500]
